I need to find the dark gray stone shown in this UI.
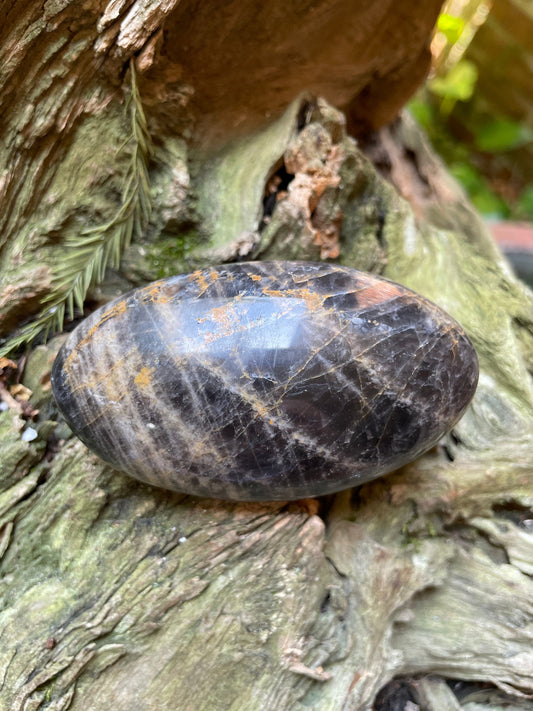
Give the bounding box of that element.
[52,261,479,500]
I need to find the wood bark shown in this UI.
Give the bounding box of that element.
[2,2,533,710]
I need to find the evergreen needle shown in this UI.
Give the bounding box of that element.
[0,59,153,358]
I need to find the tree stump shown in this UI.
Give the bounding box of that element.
[1,2,533,710]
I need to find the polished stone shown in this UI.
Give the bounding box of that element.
[51,261,479,500]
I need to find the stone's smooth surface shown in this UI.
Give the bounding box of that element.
[51,261,479,501]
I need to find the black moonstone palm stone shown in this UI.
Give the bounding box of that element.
[51,261,478,501]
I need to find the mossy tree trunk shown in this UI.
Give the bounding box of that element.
[2,2,533,710]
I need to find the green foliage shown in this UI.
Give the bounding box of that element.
[0,61,152,358]
[409,96,469,162]
[437,13,466,45]
[411,5,533,221]
[429,59,478,113]
[517,185,533,221]
[450,162,509,216]
[474,118,533,152]
[408,98,434,129]
[409,95,511,219]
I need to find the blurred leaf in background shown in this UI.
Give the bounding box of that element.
[474,118,533,152]
[410,0,533,221]
[450,162,510,216]
[429,59,478,114]
[517,186,533,221]
[437,12,467,44]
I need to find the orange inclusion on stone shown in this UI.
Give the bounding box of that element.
[357,281,403,307]
[134,366,155,388]
[262,286,324,312]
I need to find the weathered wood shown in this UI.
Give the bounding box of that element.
[1,2,533,710]
[0,0,442,334]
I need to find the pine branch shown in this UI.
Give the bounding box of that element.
[0,60,152,358]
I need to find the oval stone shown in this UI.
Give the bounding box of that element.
[51,261,478,501]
